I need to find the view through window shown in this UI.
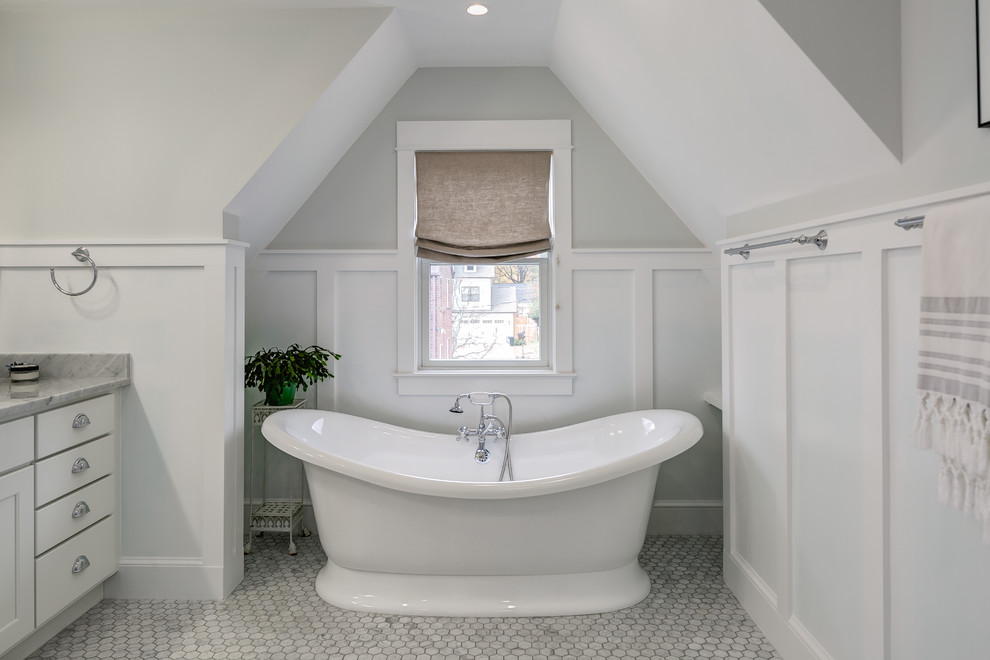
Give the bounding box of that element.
[424,259,546,365]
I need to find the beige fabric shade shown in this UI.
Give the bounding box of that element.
[415,150,552,263]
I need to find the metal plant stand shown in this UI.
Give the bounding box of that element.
[244,399,310,555]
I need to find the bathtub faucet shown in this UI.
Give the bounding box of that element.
[455,413,505,464]
[449,392,514,480]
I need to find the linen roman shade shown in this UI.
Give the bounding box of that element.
[415,150,552,263]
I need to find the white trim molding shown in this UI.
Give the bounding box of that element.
[108,557,227,601]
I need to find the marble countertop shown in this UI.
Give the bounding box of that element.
[0,353,130,422]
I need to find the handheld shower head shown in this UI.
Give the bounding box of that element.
[449,397,464,414]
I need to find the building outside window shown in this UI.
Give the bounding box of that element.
[422,259,547,366]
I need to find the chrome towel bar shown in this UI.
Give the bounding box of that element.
[895,215,925,229]
[724,229,828,259]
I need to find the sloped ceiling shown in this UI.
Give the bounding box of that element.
[0,0,903,256]
[237,0,900,256]
[550,0,901,248]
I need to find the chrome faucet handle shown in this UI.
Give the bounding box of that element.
[481,414,505,438]
[456,426,471,441]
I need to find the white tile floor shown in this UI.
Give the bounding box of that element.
[27,535,780,659]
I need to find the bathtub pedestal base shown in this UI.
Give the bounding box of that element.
[315,558,651,617]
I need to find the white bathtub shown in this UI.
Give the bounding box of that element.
[261,407,703,616]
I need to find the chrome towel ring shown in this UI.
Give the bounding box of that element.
[51,247,98,296]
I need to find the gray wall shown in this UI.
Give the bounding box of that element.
[269,67,702,250]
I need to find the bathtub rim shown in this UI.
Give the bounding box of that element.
[261,408,702,500]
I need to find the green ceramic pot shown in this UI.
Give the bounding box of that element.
[265,383,296,406]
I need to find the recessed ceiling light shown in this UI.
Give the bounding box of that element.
[466,4,489,16]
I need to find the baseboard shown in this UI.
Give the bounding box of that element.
[647,500,723,535]
[104,557,229,600]
[724,551,823,660]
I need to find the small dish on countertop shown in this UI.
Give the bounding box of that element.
[6,362,40,383]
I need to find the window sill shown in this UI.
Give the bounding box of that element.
[394,371,575,396]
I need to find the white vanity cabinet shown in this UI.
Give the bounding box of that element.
[0,392,120,658]
[0,418,35,655]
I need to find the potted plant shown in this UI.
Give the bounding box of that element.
[245,343,341,406]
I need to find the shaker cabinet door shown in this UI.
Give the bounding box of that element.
[0,466,35,655]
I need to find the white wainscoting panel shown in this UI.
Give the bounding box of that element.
[248,248,723,532]
[722,188,990,660]
[788,253,868,660]
[571,270,636,419]
[726,259,783,602]
[885,245,990,660]
[0,241,245,601]
[333,271,399,420]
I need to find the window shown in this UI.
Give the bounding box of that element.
[395,120,574,393]
[421,257,549,368]
[414,147,553,370]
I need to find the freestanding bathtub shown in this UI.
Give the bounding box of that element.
[261,407,703,616]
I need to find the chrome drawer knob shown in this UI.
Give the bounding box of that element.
[71,555,90,574]
[72,413,91,429]
[71,458,90,473]
[71,501,91,519]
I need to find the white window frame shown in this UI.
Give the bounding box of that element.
[394,120,575,395]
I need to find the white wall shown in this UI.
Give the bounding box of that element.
[729,0,990,237]
[0,8,389,241]
[0,7,387,600]
[721,187,990,660]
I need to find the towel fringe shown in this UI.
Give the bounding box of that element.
[919,391,990,542]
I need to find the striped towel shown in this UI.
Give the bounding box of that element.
[914,196,990,542]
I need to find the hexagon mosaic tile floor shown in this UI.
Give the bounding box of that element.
[26,535,780,660]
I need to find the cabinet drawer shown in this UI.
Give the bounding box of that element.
[36,515,116,625]
[36,394,115,460]
[36,475,115,555]
[35,435,114,507]
[0,417,33,474]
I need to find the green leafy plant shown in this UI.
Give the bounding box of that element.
[244,343,341,406]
